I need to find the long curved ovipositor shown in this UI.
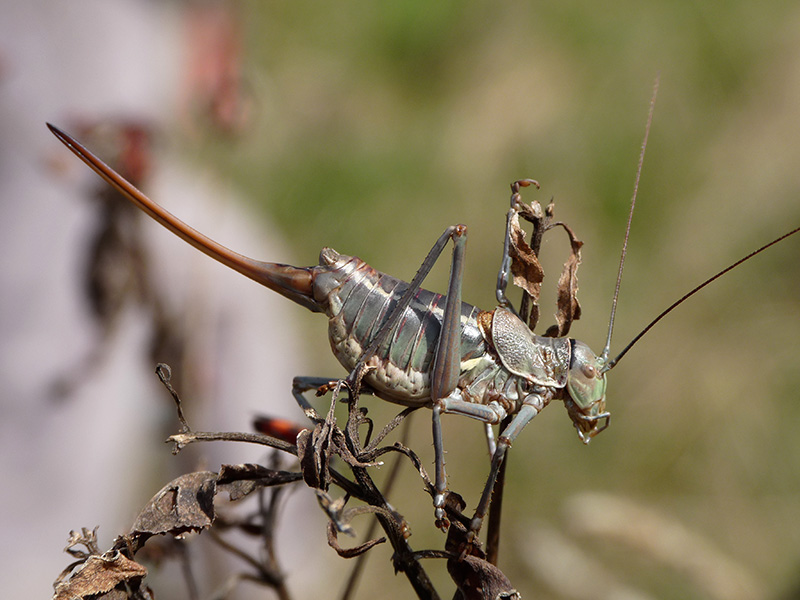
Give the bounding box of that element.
[47,123,320,312]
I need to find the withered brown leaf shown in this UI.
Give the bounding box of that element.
[508,211,544,300]
[130,471,216,541]
[545,222,583,337]
[53,551,147,600]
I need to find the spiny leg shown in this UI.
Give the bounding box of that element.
[432,393,538,539]
[433,397,507,529]
[433,393,544,540]
[344,224,469,527]
[425,227,468,528]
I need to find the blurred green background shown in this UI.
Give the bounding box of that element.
[178,1,800,598]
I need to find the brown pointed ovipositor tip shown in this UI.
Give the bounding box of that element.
[48,123,75,155]
[47,122,118,185]
[47,122,70,145]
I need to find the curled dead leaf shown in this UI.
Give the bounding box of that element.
[130,471,217,542]
[546,222,583,337]
[508,211,544,299]
[52,550,148,600]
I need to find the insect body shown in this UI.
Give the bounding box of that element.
[48,122,797,539]
[315,246,605,429]
[48,123,611,533]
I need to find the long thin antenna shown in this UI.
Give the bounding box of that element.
[600,76,660,365]
[605,224,800,370]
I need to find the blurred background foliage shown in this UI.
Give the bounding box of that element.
[175,1,800,598]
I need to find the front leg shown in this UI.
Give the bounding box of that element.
[495,178,541,311]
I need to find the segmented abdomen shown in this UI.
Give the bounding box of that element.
[313,248,486,406]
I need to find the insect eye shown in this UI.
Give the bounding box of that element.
[581,364,596,379]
